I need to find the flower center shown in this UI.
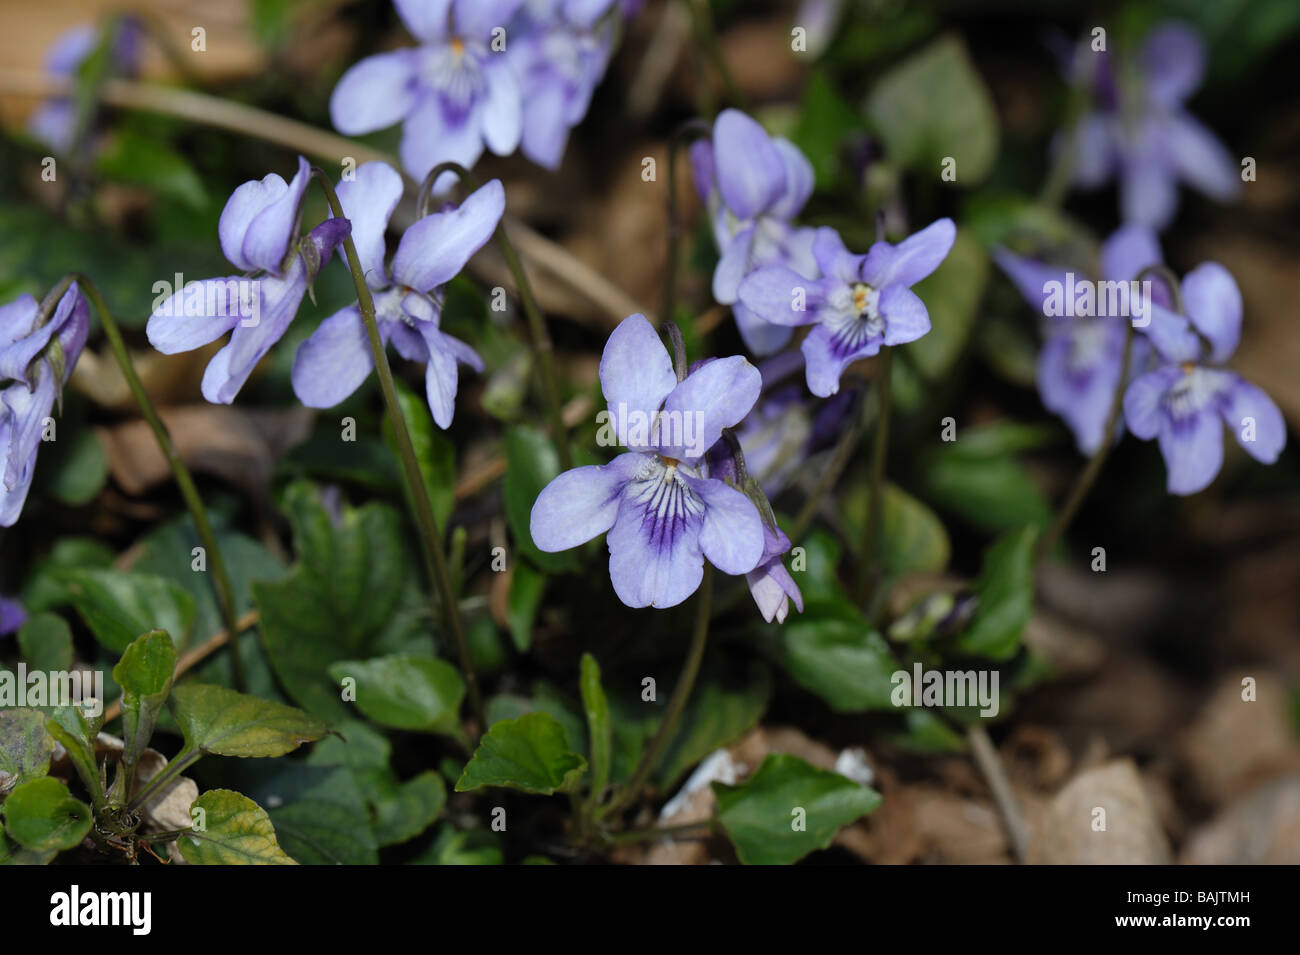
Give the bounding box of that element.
[1163,364,1218,420]
[824,282,884,357]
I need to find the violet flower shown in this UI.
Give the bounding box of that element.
[1123,263,1285,495]
[29,19,142,153]
[0,285,90,526]
[330,0,526,186]
[691,109,818,356]
[291,161,493,428]
[738,219,956,397]
[1062,21,1239,229]
[530,314,765,609]
[147,156,350,404]
[509,0,624,169]
[993,224,1162,454]
[0,596,25,637]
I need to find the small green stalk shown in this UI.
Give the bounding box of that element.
[310,168,486,731]
[50,274,248,691]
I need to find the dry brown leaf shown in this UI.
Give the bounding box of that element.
[1180,774,1300,865]
[1030,759,1172,864]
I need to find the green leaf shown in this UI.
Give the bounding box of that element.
[455,712,587,795]
[169,684,328,758]
[112,630,177,767]
[844,483,950,575]
[411,826,503,865]
[888,709,968,754]
[2,777,92,853]
[178,790,297,864]
[60,569,195,654]
[16,613,72,673]
[791,70,863,189]
[44,706,103,805]
[956,525,1039,660]
[96,128,207,209]
[257,482,416,721]
[918,424,1053,533]
[506,561,546,652]
[384,378,456,529]
[579,653,612,799]
[43,428,108,507]
[654,663,772,789]
[19,538,114,613]
[0,709,54,791]
[260,765,378,864]
[326,654,465,738]
[901,228,989,384]
[865,33,1000,185]
[779,599,897,712]
[713,754,882,865]
[504,427,576,573]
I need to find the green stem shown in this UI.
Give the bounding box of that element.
[604,819,716,846]
[1036,318,1136,561]
[856,349,893,610]
[58,275,247,691]
[790,387,869,542]
[685,0,746,109]
[600,566,714,817]
[311,168,486,731]
[418,161,571,471]
[1038,37,1099,209]
[125,747,201,813]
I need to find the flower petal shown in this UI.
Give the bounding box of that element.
[2,367,56,499]
[291,305,373,408]
[1068,113,1115,188]
[860,217,956,289]
[1100,224,1163,285]
[1159,406,1223,495]
[203,263,308,404]
[399,96,485,188]
[1123,364,1181,440]
[732,301,793,356]
[454,0,526,37]
[800,323,855,398]
[768,138,815,220]
[1164,113,1241,204]
[220,157,311,274]
[391,179,505,292]
[329,51,418,136]
[1180,261,1241,363]
[1140,22,1205,108]
[520,82,570,170]
[599,313,677,430]
[713,109,786,220]
[811,227,859,283]
[336,162,404,288]
[659,356,762,461]
[737,265,823,327]
[607,473,705,609]
[1120,154,1179,230]
[395,0,453,42]
[530,452,642,552]
[879,284,931,346]
[1220,375,1286,464]
[145,278,245,355]
[712,225,756,305]
[1143,303,1201,363]
[686,475,764,575]
[480,56,523,155]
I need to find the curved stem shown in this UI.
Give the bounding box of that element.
[418,161,571,471]
[661,118,713,327]
[310,168,486,731]
[600,566,713,818]
[856,349,893,613]
[1036,318,1136,560]
[56,275,248,691]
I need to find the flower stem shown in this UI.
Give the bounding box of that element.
[856,349,893,612]
[1036,319,1135,561]
[125,747,201,813]
[790,388,868,542]
[965,723,1031,863]
[1038,37,1098,210]
[60,274,248,691]
[418,161,571,471]
[600,565,714,818]
[310,168,486,732]
[685,0,746,110]
[603,818,716,846]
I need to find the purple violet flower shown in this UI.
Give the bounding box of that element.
[147,156,350,404]
[748,523,804,624]
[0,595,26,636]
[29,19,142,153]
[0,284,90,526]
[291,161,493,428]
[1123,263,1285,495]
[691,109,819,356]
[530,314,765,609]
[993,224,1163,454]
[1063,21,1240,229]
[738,219,956,397]
[509,0,623,169]
[330,0,526,186]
